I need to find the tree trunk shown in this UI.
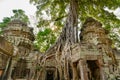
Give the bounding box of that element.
[52,0,78,50]
[55,0,79,79]
[43,0,79,80]
[1,57,12,80]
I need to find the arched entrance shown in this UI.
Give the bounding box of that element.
[87,60,100,80]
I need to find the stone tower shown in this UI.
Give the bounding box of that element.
[3,19,34,57]
[0,36,13,79]
[80,17,116,65]
[79,17,117,80]
[2,19,35,79]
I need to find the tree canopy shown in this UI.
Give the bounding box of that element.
[0,9,29,34]
[11,9,30,23]
[30,0,120,51]
[0,9,29,28]
[29,0,120,27]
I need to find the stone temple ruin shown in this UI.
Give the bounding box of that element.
[0,19,41,80]
[0,18,120,80]
[37,18,120,80]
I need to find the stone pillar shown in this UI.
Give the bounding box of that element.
[54,69,58,80]
[79,60,84,80]
[7,59,17,80]
[1,57,12,80]
[71,62,79,80]
[78,60,88,80]
[98,58,106,80]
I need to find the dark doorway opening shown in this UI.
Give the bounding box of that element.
[87,60,100,80]
[11,59,27,79]
[57,69,60,80]
[46,70,54,80]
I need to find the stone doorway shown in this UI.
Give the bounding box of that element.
[87,60,100,80]
[46,70,54,80]
[11,59,28,79]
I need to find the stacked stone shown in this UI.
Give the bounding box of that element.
[80,17,117,80]
[3,19,35,57]
[1,20,35,79]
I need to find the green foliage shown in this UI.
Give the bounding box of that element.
[30,0,120,27]
[109,28,120,48]
[0,9,29,35]
[0,17,11,28]
[11,9,30,23]
[29,0,69,52]
[35,28,57,52]
[30,0,120,49]
[0,17,11,34]
[30,0,68,28]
